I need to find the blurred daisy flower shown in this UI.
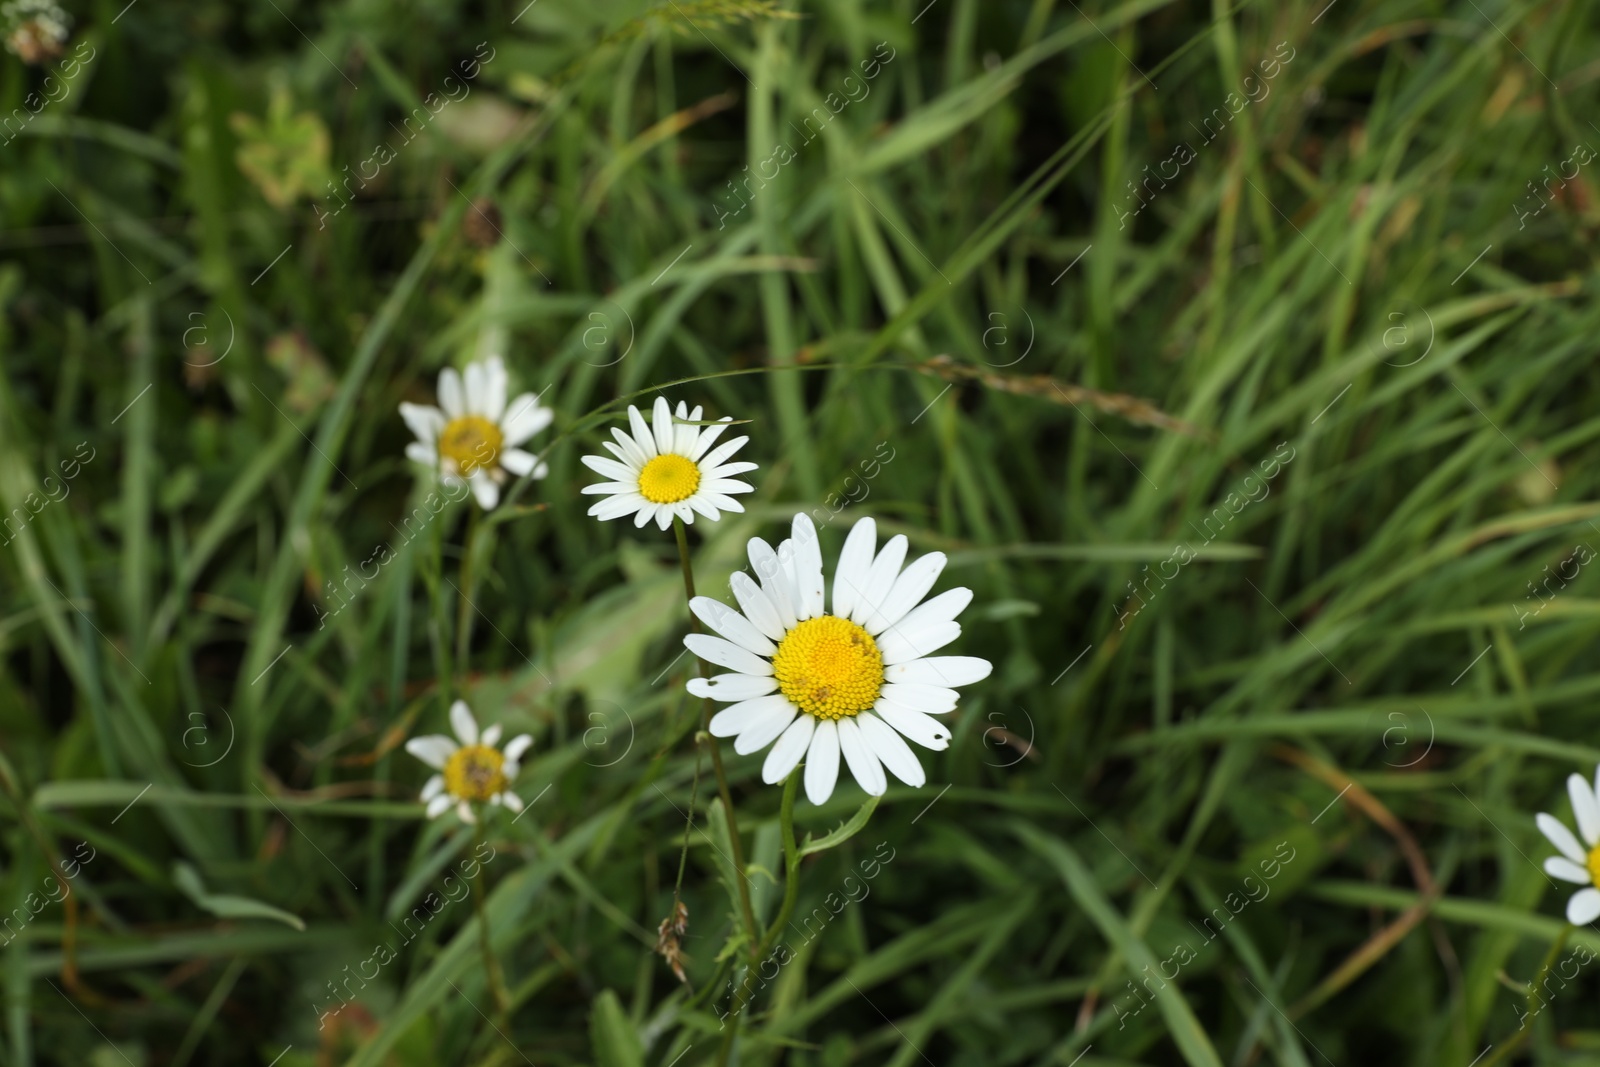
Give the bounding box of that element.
[399,355,553,510]
[2,0,68,64]
[580,396,755,531]
[683,513,990,805]
[405,701,532,824]
[1538,768,1600,924]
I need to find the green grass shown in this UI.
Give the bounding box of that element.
[2,0,1600,1063]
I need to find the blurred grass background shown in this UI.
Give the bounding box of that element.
[2,0,1600,1063]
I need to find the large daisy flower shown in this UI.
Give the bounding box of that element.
[399,355,553,510]
[1537,767,1600,924]
[683,513,990,805]
[580,396,756,531]
[405,701,532,824]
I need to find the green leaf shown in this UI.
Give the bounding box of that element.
[589,989,644,1067]
[171,863,306,931]
[798,794,880,858]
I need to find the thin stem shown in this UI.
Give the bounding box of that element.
[715,770,802,1067]
[454,505,481,679]
[472,822,511,1018]
[1482,923,1571,1067]
[672,515,761,951]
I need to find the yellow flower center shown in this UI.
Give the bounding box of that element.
[772,615,884,720]
[443,744,506,802]
[638,454,701,504]
[438,416,503,477]
[1587,844,1600,887]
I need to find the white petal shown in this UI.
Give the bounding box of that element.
[837,718,886,797]
[469,470,499,510]
[590,494,646,520]
[687,673,779,702]
[878,621,961,664]
[747,539,799,630]
[420,774,446,801]
[864,552,946,635]
[501,448,540,477]
[1539,813,1589,865]
[651,396,675,455]
[499,791,524,812]
[790,513,825,620]
[582,454,636,483]
[426,794,454,818]
[480,724,502,748]
[874,701,952,750]
[893,587,974,635]
[1547,856,1592,885]
[884,656,992,688]
[438,366,466,418]
[805,719,840,805]
[690,597,776,655]
[833,517,877,619]
[503,734,533,763]
[856,712,925,787]
[457,801,477,824]
[689,422,733,461]
[450,701,479,745]
[405,441,436,466]
[762,714,815,783]
[627,405,657,459]
[730,572,787,641]
[732,703,797,755]
[696,434,746,468]
[635,504,660,528]
[684,633,771,675]
[501,394,553,446]
[399,402,445,444]
[673,401,697,455]
[609,426,649,468]
[482,356,508,421]
[1570,887,1600,925]
[464,360,488,414]
[406,735,458,769]
[700,478,755,495]
[1571,774,1600,846]
[708,695,794,738]
[848,535,907,626]
[702,461,759,479]
[655,507,674,531]
[880,682,960,714]
[686,495,723,522]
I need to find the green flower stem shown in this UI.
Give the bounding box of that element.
[672,515,761,953]
[453,504,481,681]
[715,769,801,1067]
[472,822,511,1018]
[1482,922,1572,1067]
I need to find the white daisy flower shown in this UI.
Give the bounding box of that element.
[399,355,554,510]
[405,700,533,824]
[682,512,991,805]
[1538,767,1600,924]
[580,396,757,531]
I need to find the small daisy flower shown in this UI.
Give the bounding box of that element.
[3,0,69,64]
[405,701,533,824]
[683,512,991,805]
[1538,767,1600,924]
[580,396,757,531]
[399,355,553,510]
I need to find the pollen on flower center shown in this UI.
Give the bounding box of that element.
[1586,844,1600,887]
[443,744,506,802]
[638,454,701,504]
[438,416,503,476]
[772,615,884,720]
